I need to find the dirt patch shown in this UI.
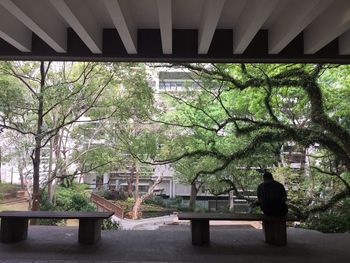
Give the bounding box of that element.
[0,200,29,211]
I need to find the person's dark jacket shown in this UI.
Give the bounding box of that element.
[257,179,288,216]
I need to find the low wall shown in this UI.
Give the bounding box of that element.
[90,193,124,218]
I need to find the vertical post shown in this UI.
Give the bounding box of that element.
[172,178,176,198]
[229,190,234,211]
[0,146,2,184]
[79,219,102,244]
[170,178,173,198]
[0,218,29,242]
[191,219,210,245]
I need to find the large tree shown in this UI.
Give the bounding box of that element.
[145,64,350,218]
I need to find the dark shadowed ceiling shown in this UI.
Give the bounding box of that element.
[0,0,349,63]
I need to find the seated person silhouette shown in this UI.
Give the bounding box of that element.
[256,171,288,216]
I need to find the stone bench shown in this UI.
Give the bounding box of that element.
[0,211,114,244]
[178,212,297,246]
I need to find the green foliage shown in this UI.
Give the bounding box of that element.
[72,146,116,176]
[304,213,350,233]
[38,184,96,225]
[0,183,19,193]
[161,197,190,211]
[165,197,184,208]
[112,197,136,212]
[144,196,165,206]
[97,189,128,201]
[303,198,350,233]
[153,63,350,220]
[101,219,120,230]
[3,61,350,231]
[68,63,156,197]
[0,183,20,200]
[55,184,96,212]
[68,194,96,212]
[38,191,62,226]
[273,167,308,210]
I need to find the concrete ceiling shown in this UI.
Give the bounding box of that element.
[0,0,349,62]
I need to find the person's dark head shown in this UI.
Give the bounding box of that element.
[263,171,274,181]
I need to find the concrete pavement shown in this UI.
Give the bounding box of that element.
[0,225,349,262]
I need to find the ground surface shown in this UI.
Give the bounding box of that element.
[0,201,79,227]
[0,201,28,211]
[0,225,349,262]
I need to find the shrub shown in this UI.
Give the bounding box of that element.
[0,183,20,200]
[144,195,165,206]
[98,189,128,201]
[304,213,350,233]
[101,219,120,230]
[164,197,184,208]
[55,185,96,212]
[0,183,19,192]
[37,184,96,225]
[69,194,96,212]
[38,191,62,226]
[303,198,350,233]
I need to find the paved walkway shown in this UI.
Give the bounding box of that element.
[113,214,177,230]
[0,225,349,262]
[112,215,262,230]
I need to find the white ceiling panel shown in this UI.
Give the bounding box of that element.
[0,0,348,60]
[172,0,204,29]
[218,0,247,28]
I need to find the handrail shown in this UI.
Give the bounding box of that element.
[90,192,124,218]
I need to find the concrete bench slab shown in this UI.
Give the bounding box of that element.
[178,212,297,246]
[0,211,113,245]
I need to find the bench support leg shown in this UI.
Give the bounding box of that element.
[191,220,209,245]
[1,218,28,243]
[262,220,287,246]
[78,219,102,245]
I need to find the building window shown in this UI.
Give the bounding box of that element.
[139,185,149,192]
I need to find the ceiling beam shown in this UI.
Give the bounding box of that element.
[0,6,31,52]
[49,0,102,54]
[198,0,225,54]
[339,30,350,55]
[269,0,333,54]
[156,0,172,54]
[233,0,279,54]
[304,0,350,54]
[103,0,137,54]
[0,0,66,53]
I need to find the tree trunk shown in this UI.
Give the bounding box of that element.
[189,182,199,211]
[47,138,54,202]
[53,132,63,185]
[131,197,142,220]
[131,171,164,220]
[127,164,135,197]
[134,170,139,199]
[25,182,32,210]
[31,62,46,224]
[18,159,25,190]
[131,163,140,219]
[31,136,42,213]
